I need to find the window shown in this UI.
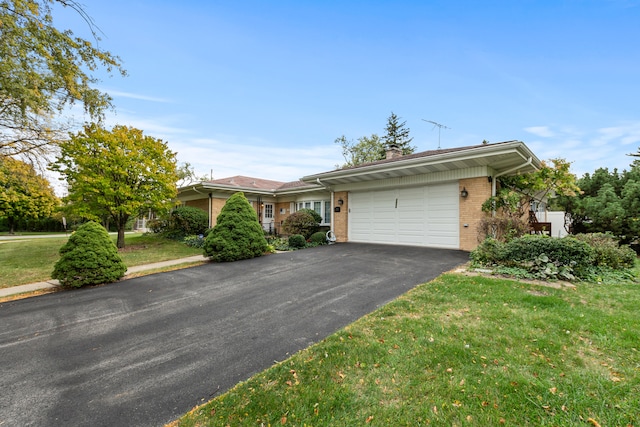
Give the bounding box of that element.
[324,202,331,224]
[264,203,273,219]
[296,200,331,225]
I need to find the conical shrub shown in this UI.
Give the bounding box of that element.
[52,221,127,288]
[203,192,268,262]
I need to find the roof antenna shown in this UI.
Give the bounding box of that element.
[422,119,450,149]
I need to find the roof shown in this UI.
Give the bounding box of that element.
[178,141,541,197]
[302,140,541,185]
[181,175,320,195]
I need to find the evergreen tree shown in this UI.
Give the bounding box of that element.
[203,192,268,262]
[381,112,415,155]
[52,221,126,288]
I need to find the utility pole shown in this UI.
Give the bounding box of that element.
[422,119,450,149]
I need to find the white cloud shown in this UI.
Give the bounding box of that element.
[524,126,556,138]
[175,137,342,182]
[523,121,640,176]
[104,89,171,103]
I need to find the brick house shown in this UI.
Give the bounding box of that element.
[177,140,541,251]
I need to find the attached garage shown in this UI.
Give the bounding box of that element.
[348,182,459,248]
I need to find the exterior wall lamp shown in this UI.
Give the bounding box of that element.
[337,198,344,205]
[460,187,468,198]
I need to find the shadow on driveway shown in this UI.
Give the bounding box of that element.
[0,243,469,427]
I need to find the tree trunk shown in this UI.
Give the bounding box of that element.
[115,214,128,249]
[117,225,126,249]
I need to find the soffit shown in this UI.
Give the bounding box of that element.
[301,141,540,186]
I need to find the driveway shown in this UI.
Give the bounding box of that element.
[0,243,469,427]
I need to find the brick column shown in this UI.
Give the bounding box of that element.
[459,177,492,251]
[333,191,349,242]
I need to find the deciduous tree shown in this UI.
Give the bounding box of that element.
[335,134,385,168]
[480,158,580,241]
[0,0,126,161]
[51,124,178,248]
[0,156,58,233]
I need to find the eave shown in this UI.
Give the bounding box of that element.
[301,141,541,186]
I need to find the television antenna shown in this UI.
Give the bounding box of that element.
[422,119,450,149]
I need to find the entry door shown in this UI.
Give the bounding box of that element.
[262,203,274,231]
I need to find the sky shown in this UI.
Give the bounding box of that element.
[53,0,640,184]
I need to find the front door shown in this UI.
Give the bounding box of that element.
[262,203,274,232]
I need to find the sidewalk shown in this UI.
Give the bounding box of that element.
[0,255,208,299]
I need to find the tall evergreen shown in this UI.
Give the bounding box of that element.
[381,112,416,155]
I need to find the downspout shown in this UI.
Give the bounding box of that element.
[316,178,334,228]
[208,193,213,228]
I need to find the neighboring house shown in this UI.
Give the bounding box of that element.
[177,140,541,251]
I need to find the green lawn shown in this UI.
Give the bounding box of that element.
[0,233,203,288]
[172,272,639,427]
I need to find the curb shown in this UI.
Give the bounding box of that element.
[0,255,209,299]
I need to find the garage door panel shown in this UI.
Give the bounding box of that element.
[348,182,459,248]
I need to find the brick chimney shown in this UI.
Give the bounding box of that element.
[385,143,402,160]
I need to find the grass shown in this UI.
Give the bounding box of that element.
[172,271,639,427]
[0,233,203,288]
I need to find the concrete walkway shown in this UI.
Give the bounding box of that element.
[0,255,208,298]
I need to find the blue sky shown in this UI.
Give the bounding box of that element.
[56,0,640,182]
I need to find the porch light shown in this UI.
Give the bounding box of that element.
[460,187,468,198]
[337,198,344,205]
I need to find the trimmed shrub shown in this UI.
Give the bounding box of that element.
[310,231,327,245]
[203,192,268,262]
[52,221,126,288]
[297,208,323,224]
[469,237,506,266]
[170,206,208,235]
[573,233,637,269]
[288,234,306,248]
[500,235,595,271]
[153,206,209,239]
[283,211,319,238]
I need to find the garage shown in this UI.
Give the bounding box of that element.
[348,181,459,248]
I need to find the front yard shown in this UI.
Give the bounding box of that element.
[172,269,639,426]
[0,233,203,288]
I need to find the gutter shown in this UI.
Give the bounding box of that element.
[491,156,534,197]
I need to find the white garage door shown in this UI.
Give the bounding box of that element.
[348,182,459,248]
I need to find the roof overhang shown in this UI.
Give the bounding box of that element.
[301,141,541,186]
[177,182,325,198]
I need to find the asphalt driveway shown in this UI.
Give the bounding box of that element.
[0,243,469,427]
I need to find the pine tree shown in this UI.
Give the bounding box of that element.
[381,112,416,155]
[52,221,126,288]
[203,192,268,262]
